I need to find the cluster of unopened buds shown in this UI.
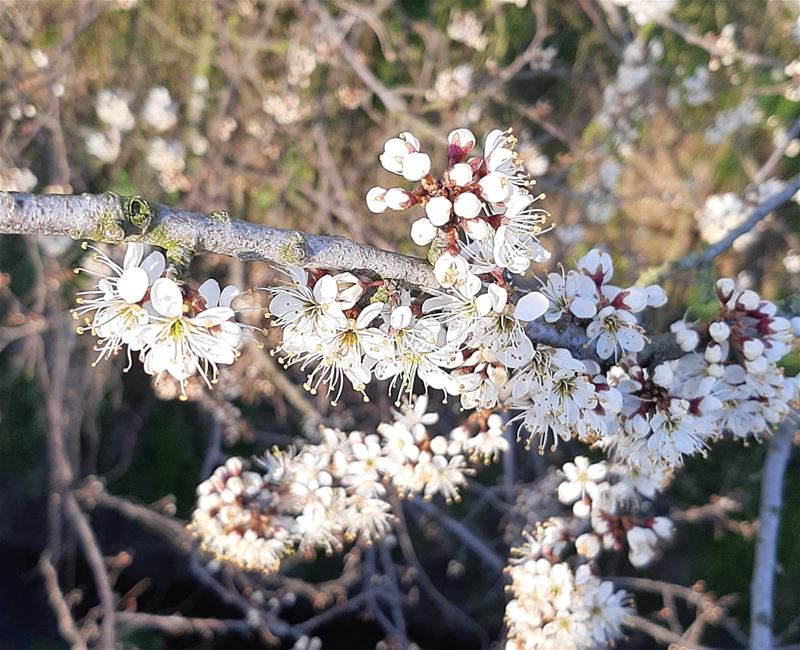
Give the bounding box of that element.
[189,398,507,572]
[73,243,249,397]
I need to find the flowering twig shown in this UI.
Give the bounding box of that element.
[750,418,797,650]
[637,174,800,286]
[655,16,785,69]
[0,191,438,288]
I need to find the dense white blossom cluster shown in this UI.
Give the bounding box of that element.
[189,399,507,572]
[67,123,800,649]
[604,279,800,475]
[503,453,677,649]
[73,243,246,396]
[504,527,633,650]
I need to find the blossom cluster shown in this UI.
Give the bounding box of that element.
[73,243,245,396]
[504,528,633,650]
[189,398,507,572]
[603,279,800,475]
[503,453,678,648]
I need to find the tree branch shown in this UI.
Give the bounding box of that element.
[637,175,800,286]
[750,418,797,650]
[0,191,437,289]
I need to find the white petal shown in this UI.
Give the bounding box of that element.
[219,285,240,308]
[118,267,149,304]
[123,243,144,269]
[192,306,235,326]
[198,278,221,307]
[141,251,165,283]
[150,278,184,318]
[570,296,597,319]
[514,291,549,321]
[313,275,338,304]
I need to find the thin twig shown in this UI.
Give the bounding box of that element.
[637,174,800,285]
[38,550,88,650]
[63,491,117,649]
[750,419,796,650]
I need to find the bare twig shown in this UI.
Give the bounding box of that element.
[39,550,88,650]
[750,419,796,650]
[116,611,252,638]
[63,491,117,649]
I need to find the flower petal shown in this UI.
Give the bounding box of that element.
[514,291,549,321]
[150,278,184,318]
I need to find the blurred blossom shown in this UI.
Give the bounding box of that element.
[30,49,49,68]
[597,41,653,147]
[85,128,121,163]
[447,11,489,51]
[142,86,178,132]
[610,0,675,25]
[519,143,549,177]
[696,192,757,250]
[683,66,713,106]
[213,117,238,142]
[335,84,367,110]
[783,251,800,274]
[0,166,37,192]
[529,45,558,71]
[585,193,616,224]
[705,98,762,144]
[286,42,317,88]
[427,65,473,104]
[146,138,189,193]
[709,23,738,70]
[262,90,311,125]
[555,223,584,247]
[96,88,135,132]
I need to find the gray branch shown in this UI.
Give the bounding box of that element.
[0,191,690,368]
[0,191,437,288]
[750,418,796,650]
[637,174,800,286]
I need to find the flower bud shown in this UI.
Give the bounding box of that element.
[651,516,674,540]
[704,343,722,363]
[575,533,601,559]
[652,364,673,387]
[463,217,491,240]
[737,289,760,311]
[676,328,699,351]
[449,163,473,187]
[709,321,730,342]
[366,186,387,213]
[447,128,476,161]
[743,338,764,360]
[385,188,413,210]
[478,172,511,203]
[425,195,453,226]
[645,284,668,308]
[454,192,483,219]
[716,278,735,301]
[410,217,437,246]
[402,152,431,181]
